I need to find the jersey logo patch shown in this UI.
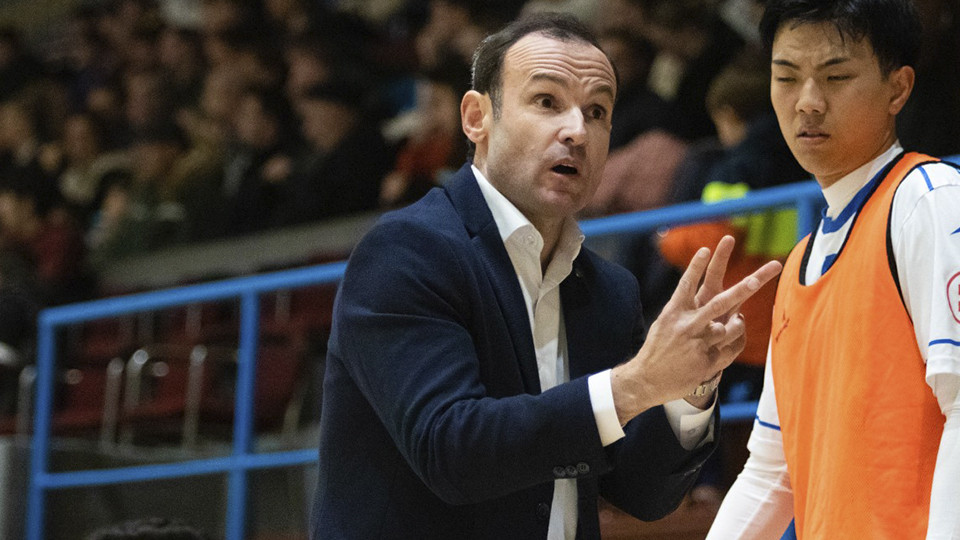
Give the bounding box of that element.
[774,310,790,343]
[949,271,960,324]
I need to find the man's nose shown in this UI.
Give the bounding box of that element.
[559,107,587,146]
[796,78,826,115]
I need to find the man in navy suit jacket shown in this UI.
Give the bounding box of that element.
[311,14,782,539]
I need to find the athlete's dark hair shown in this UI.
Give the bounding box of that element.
[759,0,922,74]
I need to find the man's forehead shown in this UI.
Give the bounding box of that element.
[773,21,874,61]
[504,33,616,91]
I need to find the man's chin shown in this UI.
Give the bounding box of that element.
[790,152,834,180]
[540,191,584,215]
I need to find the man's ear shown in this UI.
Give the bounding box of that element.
[461,90,490,147]
[887,65,915,116]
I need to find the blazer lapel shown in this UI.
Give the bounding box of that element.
[561,255,606,381]
[445,165,542,394]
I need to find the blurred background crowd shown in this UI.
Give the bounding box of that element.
[0,0,957,377]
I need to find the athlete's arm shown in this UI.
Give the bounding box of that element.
[706,350,794,540]
[926,374,960,540]
[891,165,960,540]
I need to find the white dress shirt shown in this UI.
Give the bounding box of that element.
[706,144,960,540]
[472,166,714,539]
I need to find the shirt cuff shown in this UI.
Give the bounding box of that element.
[663,396,716,450]
[588,370,626,446]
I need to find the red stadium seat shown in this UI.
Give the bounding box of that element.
[116,338,306,447]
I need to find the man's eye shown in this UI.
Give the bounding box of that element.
[827,75,851,82]
[588,106,607,120]
[774,76,795,83]
[536,96,554,109]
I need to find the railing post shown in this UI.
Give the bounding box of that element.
[27,315,57,540]
[226,291,260,540]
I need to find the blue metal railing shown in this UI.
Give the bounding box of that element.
[28,263,347,540]
[580,180,823,239]
[27,180,826,540]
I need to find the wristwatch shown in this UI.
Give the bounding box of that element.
[688,371,722,397]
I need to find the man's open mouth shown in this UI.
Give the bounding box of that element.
[551,164,579,175]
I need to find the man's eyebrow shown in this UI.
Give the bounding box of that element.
[528,73,615,101]
[772,59,799,69]
[593,83,616,102]
[529,72,567,87]
[772,57,851,69]
[819,57,850,68]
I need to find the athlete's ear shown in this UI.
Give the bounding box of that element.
[461,90,491,147]
[887,65,914,116]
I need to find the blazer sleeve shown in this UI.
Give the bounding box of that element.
[590,255,720,521]
[600,405,720,520]
[331,216,613,506]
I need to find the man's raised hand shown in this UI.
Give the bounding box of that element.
[611,236,782,424]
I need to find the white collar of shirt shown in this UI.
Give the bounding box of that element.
[471,164,585,285]
[821,141,903,218]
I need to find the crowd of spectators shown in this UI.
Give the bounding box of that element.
[0,0,957,379]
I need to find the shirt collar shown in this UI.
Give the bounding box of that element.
[473,164,532,242]
[471,164,585,273]
[821,141,902,218]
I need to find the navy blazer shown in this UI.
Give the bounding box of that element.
[311,164,717,539]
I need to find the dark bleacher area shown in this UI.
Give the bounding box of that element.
[0,0,957,539]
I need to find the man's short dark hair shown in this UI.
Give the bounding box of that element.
[471,13,614,117]
[759,0,922,75]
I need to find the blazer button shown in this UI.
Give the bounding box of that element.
[577,462,590,475]
[552,466,566,479]
[565,465,578,477]
[536,502,550,521]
